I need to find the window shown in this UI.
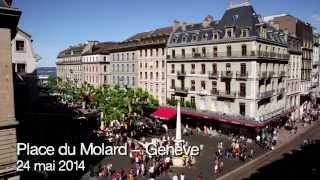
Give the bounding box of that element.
[132,77,135,85]
[171,79,175,89]
[140,62,142,68]
[145,49,147,57]
[242,29,248,37]
[227,30,232,38]
[191,96,195,106]
[212,81,218,94]
[172,49,176,58]
[181,64,185,73]
[145,63,148,68]
[214,33,219,40]
[127,53,129,60]
[132,64,135,72]
[140,50,143,57]
[104,57,107,61]
[150,49,153,56]
[127,64,129,72]
[202,47,206,57]
[171,64,175,73]
[156,72,159,80]
[201,81,206,90]
[121,64,124,72]
[156,49,159,56]
[16,40,25,51]
[121,54,124,60]
[162,60,165,68]
[162,72,165,80]
[104,65,107,72]
[191,80,195,91]
[17,63,25,73]
[226,81,231,94]
[240,83,246,97]
[192,48,196,57]
[156,61,159,68]
[140,72,142,79]
[162,48,165,56]
[191,64,195,74]
[212,63,217,74]
[239,103,246,116]
[171,94,175,101]
[240,63,246,75]
[241,45,247,56]
[132,53,135,60]
[182,49,186,57]
[213,46,218,57]
[201,64,206,74]
[226,63,231,72]
[145,72,148,79]
[150,72,153,80]
[192,35,197,41]
[227,46,232,57]
[127,76,130,85]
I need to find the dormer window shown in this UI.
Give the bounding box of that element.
[202,33,208,40]
[172,38,177,43]
[225,28,233,39]
[241,29,249,37]
[192,35,197,41]
[213,32,219,40]
[182,36,186,42]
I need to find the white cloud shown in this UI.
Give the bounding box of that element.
[312,14,320,22]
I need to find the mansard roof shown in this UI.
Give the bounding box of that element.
[57,44,86,58]
[82,42,119,56]
[169,5,287,46]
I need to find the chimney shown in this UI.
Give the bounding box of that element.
[173,20,181,32]
[202,15,213,28]
[181,22,187,31]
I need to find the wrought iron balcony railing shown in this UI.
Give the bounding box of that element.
[221,71,233,79]
[236,71,248,80]
[208,71,219,79]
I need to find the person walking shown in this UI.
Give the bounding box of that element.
[180,173,185,180]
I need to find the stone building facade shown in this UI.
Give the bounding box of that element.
[81,42,119,87]
[110,42,138,88]
[136,27,172,105]
[312,34,320,101]
[265,14,314,112]
[56,43,85,84]
[0,0,21,179]
[11,28,38,74]
[166,3,289,122]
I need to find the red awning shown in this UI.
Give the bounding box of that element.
[151,107,177,121]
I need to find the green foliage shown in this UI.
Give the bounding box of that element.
[48,80,159,125]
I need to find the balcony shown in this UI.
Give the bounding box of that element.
[174,87,189,95]
[221,71,233,79]
[236,71,248,80]
[208,71,219,79]
[268,71,275,78]
[258,71,268,80]
[167,50,289,61]
[257,51,289,60]
[257,90,274,99]
[177,71,186,79]
[217,91,237,99]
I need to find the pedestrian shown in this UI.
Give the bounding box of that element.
[180,173,185,180]
[172,173,178,180]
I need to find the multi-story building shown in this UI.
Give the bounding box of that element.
[11,28,39,74]
[110,38,138,88]
[264,14,313,112]
[166,2,289,123]
[81,41,119,87]
[0,0,21,179]
[312,33,320,102]
[285,35,302,118]
[136,27,172,105]
[56,43,85,84]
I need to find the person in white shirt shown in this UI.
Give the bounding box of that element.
[172,173,178,180]
[180,173,185,180]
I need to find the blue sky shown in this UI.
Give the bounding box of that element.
[13,0,320,67]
